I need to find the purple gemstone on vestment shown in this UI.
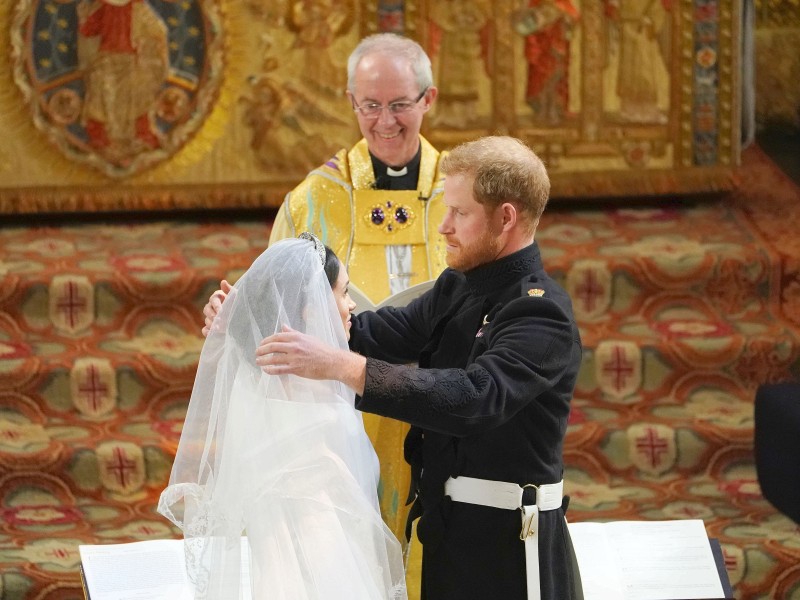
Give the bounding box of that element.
[395,207,409,223]
[371,207,385,225]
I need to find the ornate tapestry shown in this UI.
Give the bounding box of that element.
[415,0,742,196]
[0,0,742,213]
[753,0,800,128]
[11,0,223,178]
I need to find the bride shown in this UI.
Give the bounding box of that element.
[158,234,407,600]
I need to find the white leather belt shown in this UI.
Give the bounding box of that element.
[444,476,564,600]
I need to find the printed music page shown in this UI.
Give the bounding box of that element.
[79,539,191,600]
[79,538,252,600]
[568,519,727,600]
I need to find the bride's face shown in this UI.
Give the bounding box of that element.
[333,264,357,339]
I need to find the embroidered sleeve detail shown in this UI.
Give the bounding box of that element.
[364,358,491,416]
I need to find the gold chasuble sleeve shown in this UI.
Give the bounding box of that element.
[278,136,447,545]
[267,201,295,245]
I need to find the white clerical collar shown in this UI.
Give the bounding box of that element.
[386,165,408,177]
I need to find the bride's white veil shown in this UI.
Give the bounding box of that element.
[158,238,407,600]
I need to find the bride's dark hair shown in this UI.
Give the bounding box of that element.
[322,246,340,289]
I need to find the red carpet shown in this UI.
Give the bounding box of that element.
[1,145,798,599]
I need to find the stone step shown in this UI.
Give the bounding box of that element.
[0,220,270,337]
[538,201,785,325]
[1,319,197,424]
[5,148,799,600]
[567,301,799,477]
[0,203,788,338]
[575,302,800,403]
[1,315,193,493]
[1,392,184,498]
[3,454,797,600]
[3,285,796,489]
[566,377,756,479]
[1,356,783,491]
[7,302,793,416]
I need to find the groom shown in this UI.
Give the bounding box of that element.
[255,136,584,600]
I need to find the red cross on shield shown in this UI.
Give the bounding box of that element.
[595,340,642,400]
[70,358,117,417]
[97,442,145,495]
[49,275,94,334]
[627,423,676,476]
[567,260,612,320]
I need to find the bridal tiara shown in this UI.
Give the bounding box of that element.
[298,231,326,267]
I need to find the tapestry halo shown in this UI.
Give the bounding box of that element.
[10,0,224,178]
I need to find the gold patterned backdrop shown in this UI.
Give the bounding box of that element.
[0,0,742,214]
[415,0,741,197]
[754,0,800,128]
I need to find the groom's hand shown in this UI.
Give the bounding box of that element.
[256,325,366,394]
[201,279,233,337]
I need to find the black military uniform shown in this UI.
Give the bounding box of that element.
[350,242,583,600]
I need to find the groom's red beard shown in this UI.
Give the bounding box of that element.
[444,227,501,272]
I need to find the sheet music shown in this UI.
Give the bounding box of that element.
[80,540,191,600]
[569,520,726,600]
[79,538,252,600]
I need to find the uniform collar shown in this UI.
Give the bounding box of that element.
[463,243,541,298]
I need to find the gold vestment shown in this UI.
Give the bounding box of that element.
[268,135,448,543]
